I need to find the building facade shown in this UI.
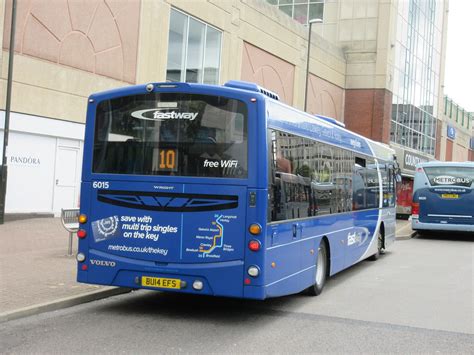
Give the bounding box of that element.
[1,0,450,216]
[437,96,474,162]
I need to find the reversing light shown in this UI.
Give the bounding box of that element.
[247,266,260,277]
[79,214,87,223]
[248,240,261,251]
[249,223,262,235]
[77,229,87,238]
[76,253,86,262]
[193,280,204,291]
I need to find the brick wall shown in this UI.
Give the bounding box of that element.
[343,89,392,143]
[445,139,453,161]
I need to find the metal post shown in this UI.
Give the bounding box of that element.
[0,0,17,224]
[304,18,322,113]
[68,232,73,256]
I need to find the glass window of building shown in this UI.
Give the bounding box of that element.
[391,0,444,156]
[166,9,222,84]
[266,0,324,25]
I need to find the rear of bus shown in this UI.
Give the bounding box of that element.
[77,82,268,299]
[412,162,474,233]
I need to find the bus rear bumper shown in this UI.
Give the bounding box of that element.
[78,255,251,298]
[412,219,474,232]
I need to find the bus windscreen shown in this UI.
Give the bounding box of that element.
[423,166,474,187]
[93,93,248,178]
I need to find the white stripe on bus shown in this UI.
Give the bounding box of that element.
[266,265,316,287]
[427,214,472,218]
[266,226,354,251]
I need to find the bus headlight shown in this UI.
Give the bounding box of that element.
[247,266,260,277]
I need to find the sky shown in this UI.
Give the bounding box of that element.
[444,0,474,112]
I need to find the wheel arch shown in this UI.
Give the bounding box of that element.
[379,222,386,249]
[320,236,330,276]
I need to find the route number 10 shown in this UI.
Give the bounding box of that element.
[159,149,177,170]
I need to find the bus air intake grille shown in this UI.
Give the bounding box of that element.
[97,190,238,212]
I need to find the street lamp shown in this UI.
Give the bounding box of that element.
[304,18,323,112]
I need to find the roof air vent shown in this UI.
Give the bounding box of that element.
[224,80,280,101]
[315,114,345,128]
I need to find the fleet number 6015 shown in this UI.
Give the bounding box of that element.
[92,181,109,189]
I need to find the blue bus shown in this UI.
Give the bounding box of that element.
[412,161,474,233]
[76,80,397,299]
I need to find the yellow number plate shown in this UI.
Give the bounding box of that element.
[141,276,181,289]
[441,194,459,199]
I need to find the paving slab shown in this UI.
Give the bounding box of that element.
[0,217,128,320]
[395,218,416,240]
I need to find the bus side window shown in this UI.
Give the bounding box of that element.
[269,130,311,221]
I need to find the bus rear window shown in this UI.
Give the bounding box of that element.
[423,166,474,187]
[93,93,248,178]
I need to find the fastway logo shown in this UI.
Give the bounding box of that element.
[131,109,198,121]
[90,259,116,267]
[347,228,369,246]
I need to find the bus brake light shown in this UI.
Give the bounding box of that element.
[77,229,87,238]
[412,202,420,218]
[248,240,261,251]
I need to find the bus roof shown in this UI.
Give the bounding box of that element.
[416,161,474,168]
[367,139,396,162]
[266,99,380,158]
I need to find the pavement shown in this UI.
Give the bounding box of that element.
[395,217,416,239]
[0,216,415,323]
[0,217,130,322]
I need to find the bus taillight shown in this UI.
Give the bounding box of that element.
[248,240,261,251]
[77,229,87,238]
[412,202,420,218]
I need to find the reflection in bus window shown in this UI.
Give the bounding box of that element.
[269,130,366,222]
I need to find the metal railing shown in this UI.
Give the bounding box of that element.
[60,208,80,256]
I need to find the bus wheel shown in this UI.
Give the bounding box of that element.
[368,231,384,261]
[307,241,328,296]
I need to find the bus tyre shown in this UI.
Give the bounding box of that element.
[368,231,384,261]
[307,241,328,296]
